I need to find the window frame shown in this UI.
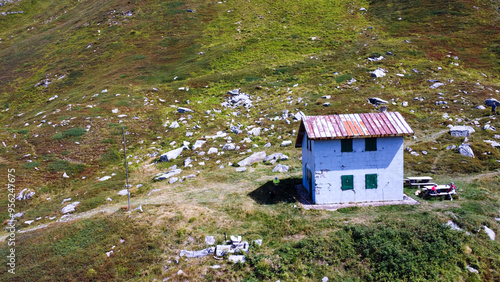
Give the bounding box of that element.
[341,175,354,190]
[341,139,353,153]
[365,137,377,152]
[365,173,378,189]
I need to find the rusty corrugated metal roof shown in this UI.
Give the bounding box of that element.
[295,112,414,146]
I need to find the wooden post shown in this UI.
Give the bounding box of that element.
[122,127,131,212]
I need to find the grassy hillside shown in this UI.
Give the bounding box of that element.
[1,0,499,280]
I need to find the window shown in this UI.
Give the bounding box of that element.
[365,138,377,151]
[307,169,313,190]
[341,139,353,152]
[307,139,312,151]
[341,175,354,190]
[365,174,378,189]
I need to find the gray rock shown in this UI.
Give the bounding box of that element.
[293,111,306,121]
[154,169,182,181]
[370,68,386,78]
[458,143,474,158]
[483,124,496,131]
[484,140,500,148]
[227,89,240,95]
[272,164,289,172]
[180,247,215,258]
[177,107,193,113]
[237,151,266,166]
[61,202,80,214]
[280,140,293,147]
[402,101,408,107]
[222,143,236,150]
[446,145,457,150]
[449,126,475,137]
[207,147,218,154]
[192,140,206,150]
[466,265,479,274]
[169,121,180,128]
[367,97,388,105]
[475,105,486,110]
[235,167,247,172]
[16,189,35,201]
[248,127,261,136]
[228,255,246,263]
[159,147,184,162]
[230,125,243,134]
[169,177,179,184]
[205,236,215,245]
[483,226,495,240]
[429,82,445,89]
[264,153,289,162]
[264,142,271,148]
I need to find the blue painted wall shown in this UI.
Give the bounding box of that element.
[301,135,404,204]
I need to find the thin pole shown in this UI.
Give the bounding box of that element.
[122,127,131,212]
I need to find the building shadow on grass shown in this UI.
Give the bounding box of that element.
[248,177,303,205]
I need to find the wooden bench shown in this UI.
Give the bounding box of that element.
[404,176,435,188]
[422,185,456,200]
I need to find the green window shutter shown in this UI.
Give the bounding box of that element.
[341,139,353,152]
[341,175,354,190]
[365,138,377,151]
[366,174,378,189]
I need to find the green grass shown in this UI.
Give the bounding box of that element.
[1,0,500,280]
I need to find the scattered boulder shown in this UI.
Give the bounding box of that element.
[429,82,445,89]
[367,97,388,106]
[280,140,293,147]
[154,169,182,181]
[272,164,289,172]
[207,147,218,154]
[483,124,496,131]
[264,153,289,163]
[159,147,184,162]
[180,247,215,258]
[222,143,236,150]
[99,176,112,181]
[205,236,215,245]
[446,145,457,150]
[237,151,266,166]
[177,107,193,113]
[466,265,479,274]
[370,68,386,78]
[449,126,475,137]
[16,189,35,201]
[118,189,129,196]
[483,226,495,241]
[475,105,486,110]
[484,140,500,148]
[228,255,246,263]
[193,140,206,150]
[458,143,474,158]
[61,202,80,214]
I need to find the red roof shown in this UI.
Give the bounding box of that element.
[295,112,413,147]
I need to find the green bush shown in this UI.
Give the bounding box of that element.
[51,127,86,140]
[48,160,86,174]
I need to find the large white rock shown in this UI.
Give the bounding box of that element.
[450,126,475,137]
[458,143,474,158]
[237,151,266,167]
[483,226,496,241]
[207,147,218,154]
[193,140,206,150]
[159,147,184,162]
[154,169,182,181]
[99,176,112,181]
[61,202,80,214]
[280,140,293,147]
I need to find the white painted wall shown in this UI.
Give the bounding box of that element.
[302,136,405,204]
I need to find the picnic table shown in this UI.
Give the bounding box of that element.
[422,185,456,200]
[404,176,436,188]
